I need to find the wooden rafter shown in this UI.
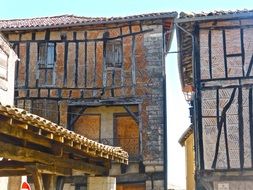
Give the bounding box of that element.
[0,141,106,175]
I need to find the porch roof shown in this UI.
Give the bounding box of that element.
[0,102,128,176]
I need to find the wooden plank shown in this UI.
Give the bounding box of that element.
[0,141,106,175]
[238,87,244,169]
[131,35,136,95]
[0,170,30,176]
[222,30,228,78]
[208,30,212,79]
[0,161,71,176]
[0,121,52,148]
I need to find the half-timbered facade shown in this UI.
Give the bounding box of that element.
[176,10,253,190]
[0,12,176,190]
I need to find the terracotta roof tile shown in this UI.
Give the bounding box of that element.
[0,103,128,164]
[179,9,253,19]
[0,12,177,30]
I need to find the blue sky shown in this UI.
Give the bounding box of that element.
[1,0,252,188]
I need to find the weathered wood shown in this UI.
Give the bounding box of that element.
[131,35,136,95]
[42,174,57,190]
[208,30,212,79]
[0,161,71,176]
[27,166,44,190]
[0,121,52,148]
[0,170,30,176]
[212,88,237,169]
[238,87,244,169]
[123,105,139,124]
[222,30,228,78]
[25,42,30,88]
[68,106,87,130]
[0,141,106,175]
[63,42,68,86]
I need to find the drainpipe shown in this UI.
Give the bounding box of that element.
[174,22,203,190]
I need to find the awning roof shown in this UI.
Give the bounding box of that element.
[0,102,128,176]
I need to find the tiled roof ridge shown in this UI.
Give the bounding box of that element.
[0,102,128,164]
[179,9,253,18]
[0,12,177,30]
[0,14,102,22]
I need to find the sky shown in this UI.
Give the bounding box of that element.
[1,0,252,188]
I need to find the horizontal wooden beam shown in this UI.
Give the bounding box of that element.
[0,170,30,177]
[0,121,52,148]
[0,161,71,176]
[0,141,106,175]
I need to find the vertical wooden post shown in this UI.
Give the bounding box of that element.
[26,166,44,190]
[43,174,57,190]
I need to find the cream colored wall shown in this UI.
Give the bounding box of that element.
[0,34,18,190]
[0,34,18,106]
[185,133,195,190]
[84,105,138,139]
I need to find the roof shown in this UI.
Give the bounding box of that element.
[177,9,253,23]
[175,9,253,89]
[178,125,193,146]
[0,12,177,31]
[0,102,128,164]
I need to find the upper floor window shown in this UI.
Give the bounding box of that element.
[38,42,55,69]
[0,48,8,80]
[106,40,122,68]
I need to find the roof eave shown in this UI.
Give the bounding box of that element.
[175,11,253,24]
[0,12,178,32]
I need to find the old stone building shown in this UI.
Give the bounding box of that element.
[0,12,177,189]
[176,10,253,190]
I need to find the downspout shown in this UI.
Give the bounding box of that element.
[174,22,201,190]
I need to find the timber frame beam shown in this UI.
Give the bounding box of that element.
[0,141,106,175]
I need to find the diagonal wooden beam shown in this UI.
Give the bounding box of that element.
[123,105,139,124]
[68,106,87,130]
[0,141,106,175]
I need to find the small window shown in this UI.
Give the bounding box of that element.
[106,40,122,68]
[0,48,8,80]
[38,42,55,69]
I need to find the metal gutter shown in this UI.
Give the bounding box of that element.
[0,12,178,31]
[174,11,253,23]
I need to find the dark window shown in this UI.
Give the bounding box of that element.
[0,48,8,80]
[106,40,122,68]
[38,42,55,69]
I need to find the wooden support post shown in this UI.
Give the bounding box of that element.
[42,174,57,190]
[27,166,44,190]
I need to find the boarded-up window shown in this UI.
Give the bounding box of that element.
[115,115,139,157]
[0,48,8,80]
[73,115,100,141]
[32,99,58,124]
[38,42,55,69]
[106,40,122,68]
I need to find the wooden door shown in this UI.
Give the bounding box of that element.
[115,115,139,157]
[73,114,100,141]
